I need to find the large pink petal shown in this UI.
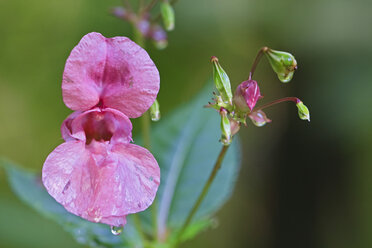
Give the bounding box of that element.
[100,36,160,118]
[62,33,105,111]
[62,32,160,118]
[42,141,95,220]
[42,140,159,226]
[86,143,160,218]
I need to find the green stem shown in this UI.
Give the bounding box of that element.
[174,145,230,246]
[134,26,159,241]
[141,111,159,241]
[141,111,151,150]
[249,46,269,80]
[132,25,154,243]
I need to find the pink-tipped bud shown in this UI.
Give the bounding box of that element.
[248,110,272,127]
[233,80,262,112]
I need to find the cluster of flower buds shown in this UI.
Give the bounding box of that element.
[207,47,310,146]
[110,0,176,50]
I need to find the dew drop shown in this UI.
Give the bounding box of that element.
[110,225,123,235]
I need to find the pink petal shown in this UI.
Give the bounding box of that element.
[42,141,96,221]
[42,140,160,226]
[241,80,261,111]
[62,33,105,111]
[61,111,82,142]
[62,32,160,118]
[100,215,127,227]
[85,142,160,218]
[61,108,132,144]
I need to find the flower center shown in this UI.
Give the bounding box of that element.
[82,112,113,144]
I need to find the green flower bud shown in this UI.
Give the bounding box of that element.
[296,101,310,122]
[211,56,233,103]
[265,49,297,83]
[160,2,175,31]
[150,99,161,121]
[220,108,231,146]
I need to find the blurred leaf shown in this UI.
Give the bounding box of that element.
[153,82,241,239]
[175,218,215,242]
[0,158,142,248]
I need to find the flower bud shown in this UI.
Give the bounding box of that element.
[160,2,175,31]
[265,49,297,83]
[230,119,240,136]
[296,100,310,122]
[150,99,161,121]
[137,19,151,37]
[211,56,233,103]
[220,108,231,146]
[111,7,128,20]
[233,80,262,112]
[248,110,272,127]
[151,25,168,50]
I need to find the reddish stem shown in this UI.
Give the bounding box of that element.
[253,97,300,112]
[249,46,269,80]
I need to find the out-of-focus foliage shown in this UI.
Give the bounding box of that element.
[1,0,372,247]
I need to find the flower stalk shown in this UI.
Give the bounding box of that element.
[249,46,269,79]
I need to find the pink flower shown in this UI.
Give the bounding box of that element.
[233,80,262,112]
[62,32,160,118]
[43,108,160,227]
[42,32,161,227]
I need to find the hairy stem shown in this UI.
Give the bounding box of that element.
[249,46,269,80]
[175,145,230,246]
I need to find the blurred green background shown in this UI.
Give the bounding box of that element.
[1,0,372,247]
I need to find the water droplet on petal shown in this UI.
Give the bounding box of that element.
[110,225,123,235]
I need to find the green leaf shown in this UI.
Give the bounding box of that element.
[153,82,241,239]
[0,158,142,248]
